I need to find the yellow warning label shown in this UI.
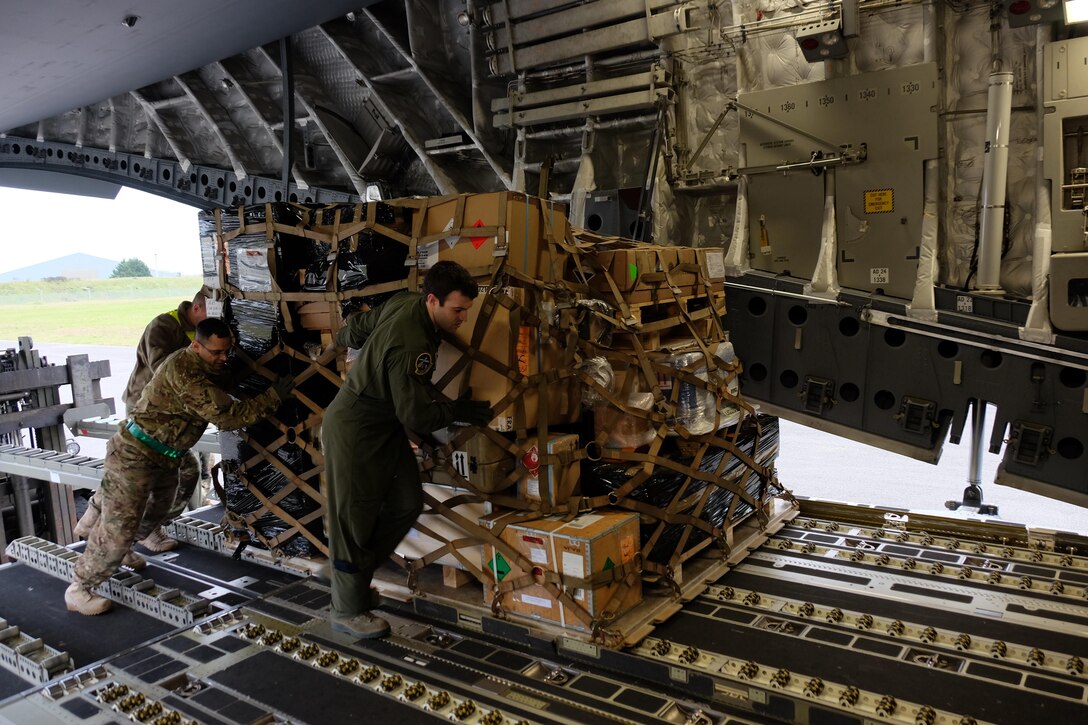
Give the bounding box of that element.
[864,189,894,213]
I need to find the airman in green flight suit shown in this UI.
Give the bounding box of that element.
[323,261,492,638]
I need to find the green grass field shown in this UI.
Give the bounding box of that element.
[0,276,203,346]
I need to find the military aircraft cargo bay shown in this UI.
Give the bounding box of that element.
[1,1,1087,724]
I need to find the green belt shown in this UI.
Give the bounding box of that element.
[126,420,186,459]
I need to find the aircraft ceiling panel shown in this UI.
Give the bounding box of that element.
[0,0,371,133]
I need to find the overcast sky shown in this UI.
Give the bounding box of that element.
[0,186,201,275]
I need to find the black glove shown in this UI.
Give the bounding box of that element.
[270,376,295,401]
[451,398,492,427]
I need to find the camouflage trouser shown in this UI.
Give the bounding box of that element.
[82,449,198,538]
[74,433,185,587]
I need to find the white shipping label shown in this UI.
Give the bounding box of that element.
[869,267,890,285]
[491,416,514,433]
[417,240,440,270]
[443,218,459,248]
[451,451,469,479]
[562,514,603,530]
[519,594,553,609]
[956,295,974,313]
[238,249,273,292]
[526,478,540,498]
[205,298,224,318]
[562,551,586,579]
[704,250,725,279]
[528,547,547,564]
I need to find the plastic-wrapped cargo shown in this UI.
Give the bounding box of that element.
[226,298,278,360]
[302,228,410,317]
[197,211,220,292]
[281,202,413,320]
[583,416,780,566]
[664,341,739,435]
[221,439,325,558]
[219,397,329,558]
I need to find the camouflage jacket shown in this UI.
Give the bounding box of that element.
[122,300,197,406]
[336,291,458,434]
[127,347,281,455]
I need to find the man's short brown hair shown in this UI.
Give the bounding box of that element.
[421,261,477,303]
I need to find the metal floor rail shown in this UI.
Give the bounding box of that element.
[0,444,103,489]
[70,416,220,454]
[6,537,212,627]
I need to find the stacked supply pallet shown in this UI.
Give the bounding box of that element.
[389,197,785,642]
[201,192,790,645]
[201,200,418,558]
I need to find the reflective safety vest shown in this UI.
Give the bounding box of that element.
[167,308,197,341]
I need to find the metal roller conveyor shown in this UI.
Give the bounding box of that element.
[0,502,1085,724]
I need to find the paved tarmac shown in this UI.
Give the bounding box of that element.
[4,338,1084,534]
[775,418,1085,534]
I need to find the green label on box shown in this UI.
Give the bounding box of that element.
[603,557,615,571]
[488,553,511,581]
[628,263,638,282]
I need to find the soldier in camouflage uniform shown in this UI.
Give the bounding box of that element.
[323,261,492,638]
[66,317,293,615]
[75,287,209,553]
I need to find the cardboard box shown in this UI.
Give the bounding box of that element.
[699,247,727,282]
[419,192,568,281]
[296,301,334,331]
[427,432,516,493]
[433,286,581,433]
[515,434,581,506]
[583,245,727,295]
[590,247,660,293]
[481,510,642,631]
[397,483,490,570]
[673,247,727,287]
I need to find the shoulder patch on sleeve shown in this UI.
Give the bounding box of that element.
[411,351,434,377]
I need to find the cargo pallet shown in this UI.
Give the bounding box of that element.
[380,497,797,648]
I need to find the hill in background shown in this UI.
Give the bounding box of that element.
[0,253,180,281]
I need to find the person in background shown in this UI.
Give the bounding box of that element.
[75,287,210,552]
[322,261,492,638]
[66,317,293,615]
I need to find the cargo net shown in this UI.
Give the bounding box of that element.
[207,201,422,558]
[584,417,780,567]
[389,198,788,642]
[204,197,789,639]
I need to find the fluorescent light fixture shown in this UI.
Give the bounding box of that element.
[1066,0,1088,22]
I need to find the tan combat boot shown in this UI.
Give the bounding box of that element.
[65,583,111,615]
[121,551,147,571]
[330,611,390,639]
[73,499,100,538]
[138,527,178,552]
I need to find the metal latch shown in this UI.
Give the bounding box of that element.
[896,396,936,434]
[1009,421,1053,466]
[800,376,835,415]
